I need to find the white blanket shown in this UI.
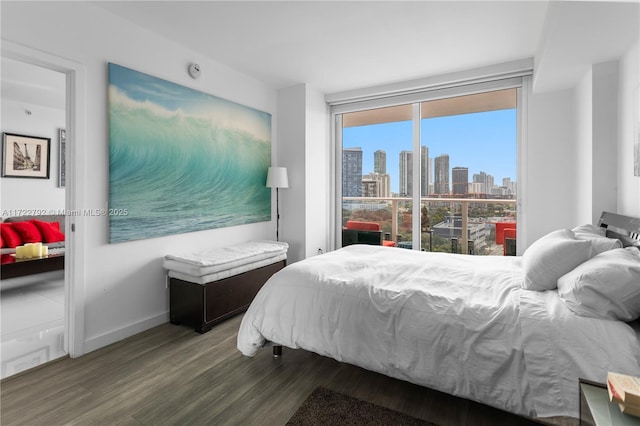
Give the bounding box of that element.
[237,245,640,418]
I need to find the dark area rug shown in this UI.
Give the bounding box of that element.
[286,387,438,425]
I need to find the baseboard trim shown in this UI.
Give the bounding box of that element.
[82,312,169,355]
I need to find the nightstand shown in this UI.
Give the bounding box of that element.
[579,379,640,426]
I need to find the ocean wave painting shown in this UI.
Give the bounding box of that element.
[108,63,271,243]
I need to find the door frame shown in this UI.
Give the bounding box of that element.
[2,40,87,357]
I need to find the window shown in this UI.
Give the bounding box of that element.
[335,85,522,255]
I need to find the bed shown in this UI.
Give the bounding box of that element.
[237,212,640,419]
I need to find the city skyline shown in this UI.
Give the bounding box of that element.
[342,109,517,194]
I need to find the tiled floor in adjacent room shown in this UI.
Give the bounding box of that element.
[1,271,66,379]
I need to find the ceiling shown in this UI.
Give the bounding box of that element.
[93,1,550,94]
[1,57,66,110]
[3,1,638,110]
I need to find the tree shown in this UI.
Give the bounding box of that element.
[421,205,430,231]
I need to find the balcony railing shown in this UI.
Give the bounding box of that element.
[342,196,517,255]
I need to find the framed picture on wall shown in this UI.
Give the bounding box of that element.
[1,133,51,179]
[58,128,66,187]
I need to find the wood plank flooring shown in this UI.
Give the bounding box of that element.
[1,314,578,426]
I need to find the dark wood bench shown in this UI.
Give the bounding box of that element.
[169,259,285,333]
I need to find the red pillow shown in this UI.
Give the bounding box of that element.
[11,221,42,243]
[0,223,23,248]
[31,220,65,243]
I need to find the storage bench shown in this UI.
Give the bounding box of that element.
[163,241,288,333]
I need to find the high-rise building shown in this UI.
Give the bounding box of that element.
[421,146,429,196]
[452,167,469,196]
[469,182,484,194]
[434,154,450,195]
[363,172,390,197]
[398,147,428,196]
[429,157,434,194]
[501,177,516,196]
[486,174,495,192]
[342,147,362,197]
[472,171,495,195]
[473,171,488,194]
[362,179,380,197]
[399,150,412,196]
[374,150,386,175]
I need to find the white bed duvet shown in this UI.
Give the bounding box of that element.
[237,245,640,418]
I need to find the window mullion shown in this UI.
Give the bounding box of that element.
[412,103,421,250]
[334,113,343,248]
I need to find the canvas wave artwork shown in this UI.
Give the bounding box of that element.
[108,63,271,243]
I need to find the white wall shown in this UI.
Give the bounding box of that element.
[574,70,592,225]
[529,0,638,238]
[2,2,277,354]
[570,52,639,227]
[275,83,330,263]
[591,61,619,224]
[276,84,306,263]
[618,40,640,218]
[528,55,633,244]
[1,99,66,214]
[572,61,620,226]
[304,85,329,258]
[525,87,576,244]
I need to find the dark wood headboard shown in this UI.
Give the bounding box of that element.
[597,211,640,248]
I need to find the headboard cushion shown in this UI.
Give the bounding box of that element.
[598,211,640,249]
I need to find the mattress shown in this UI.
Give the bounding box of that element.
[167,253,287,284]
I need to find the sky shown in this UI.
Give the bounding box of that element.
[343,109,517,194]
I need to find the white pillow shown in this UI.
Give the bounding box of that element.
[522,229,592,291]
[572,223,622,256]
[558,247,640,321]
[572,224,606,238]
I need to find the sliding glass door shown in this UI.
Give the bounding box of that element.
[341,104,413,247]
[337,87,519,255]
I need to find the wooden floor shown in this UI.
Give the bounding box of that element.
[1,314,578,426]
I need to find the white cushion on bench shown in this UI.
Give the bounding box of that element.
[163,240,288,277]
[167,253,287,285]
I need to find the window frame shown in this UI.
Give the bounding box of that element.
[330,74,530,253]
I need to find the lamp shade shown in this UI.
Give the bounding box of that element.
[266,167,289,188]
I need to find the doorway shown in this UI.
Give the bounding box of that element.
[1,40,85,376]
[0,58,67,378]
